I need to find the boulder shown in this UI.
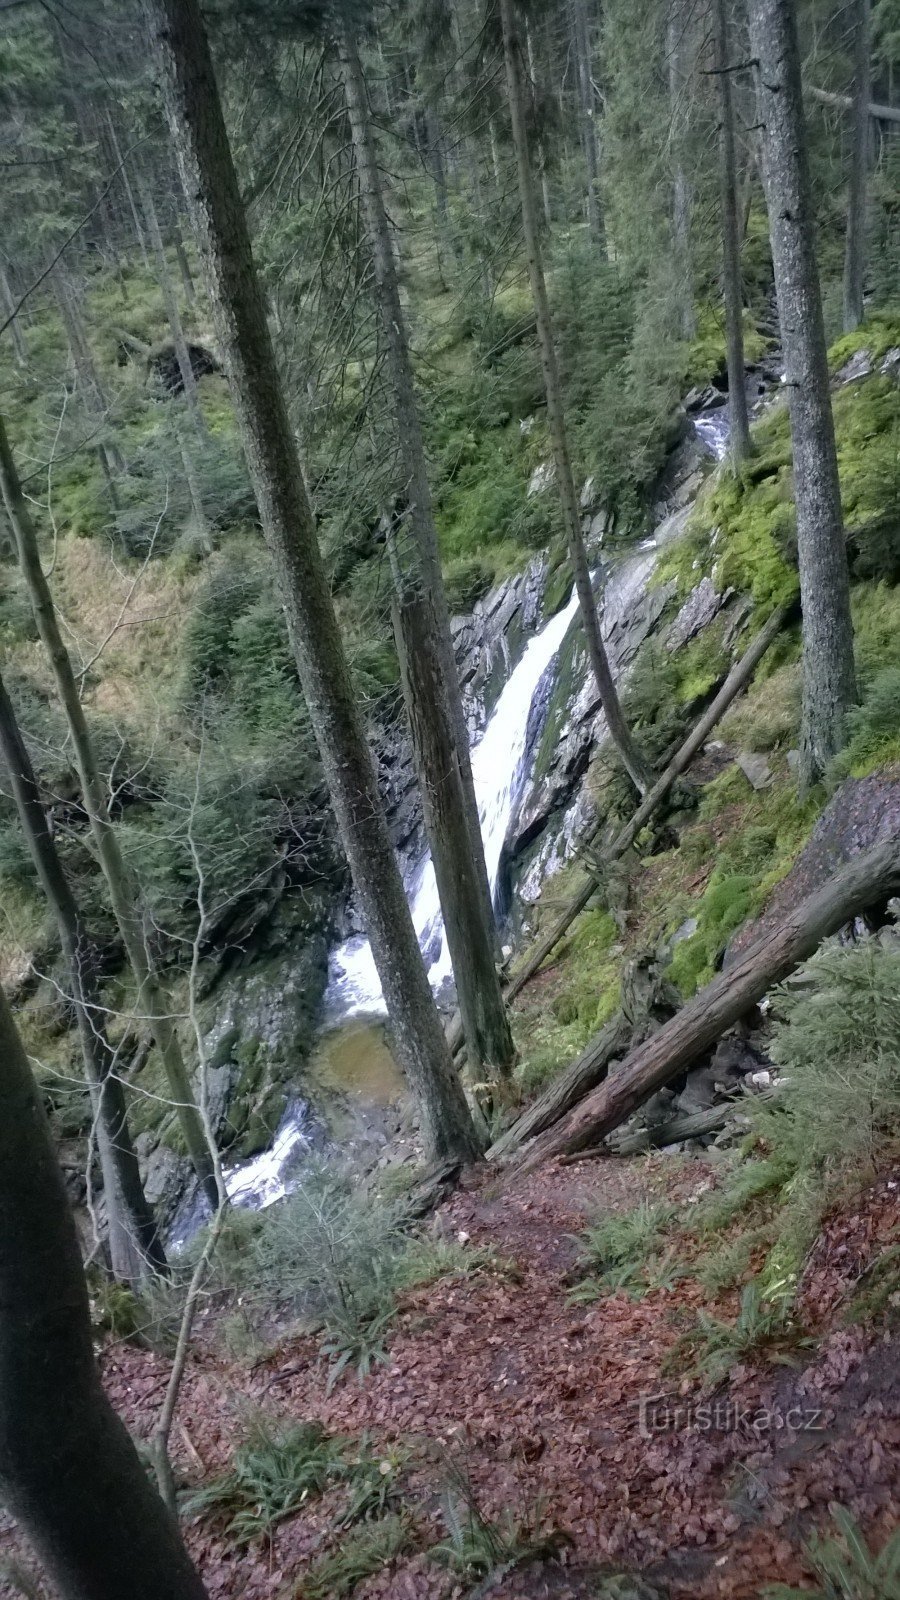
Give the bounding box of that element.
[727,774,900,961]
[666,576,731,652]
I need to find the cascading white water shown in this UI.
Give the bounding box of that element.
[326,582,585,1019]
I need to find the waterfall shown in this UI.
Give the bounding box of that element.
[326,582,584,1020]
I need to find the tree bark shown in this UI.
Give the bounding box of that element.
[504,600,793,1004]
[105,108,150,269]
[391,579,515,1079]
[714,0,752,467]
[0,981,208,1600]
[338,29,497,942]
[0,417,217,1206]
[488,1010,630,1160]
[0,670,165,1284]
[842,0,872,333]
[148,0,482,1163]
[0,264,26,366]
[748,0,857,786]
[499,0,651,797]
[512,839,900,1170]
[51,265,125,494]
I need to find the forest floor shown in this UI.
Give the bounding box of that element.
[66,1151,900,1600]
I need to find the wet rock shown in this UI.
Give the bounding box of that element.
[666,576,731,652]
[881,346,900,376]
[710,1033,769,1078]
[736,751,774,790]
[527,460,554,496]
[727,774,900,962]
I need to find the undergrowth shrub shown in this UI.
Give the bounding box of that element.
[296,1513,415,1598]
[183,1417,345,1543]
[570,1201,681,1301]
[765,1506,900,1600]
[829,667,900,778]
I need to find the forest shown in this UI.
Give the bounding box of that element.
[0,0,898,1594]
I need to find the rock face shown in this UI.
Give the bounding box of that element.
[728,774,900,961]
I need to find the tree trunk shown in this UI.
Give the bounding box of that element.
[51,266,126,491]
[0,265,26,366]
[714,0,752,466]
[105,109,150,269]
[148,0,482,1164]
[0,671,165,1283]
[172,220,197,306]
[842,0,872,333]
[0,418,217,1207]
[524,21,553,228]
[513,840,900,1170]
[806,83,900,125]
[748,0,857,787]
[137,170,208,443]
[338,31,503,955]
[0,982,208,1600]
[391,578,516,1079]
[488,1010,630,1160]
[503,600,793,1004]
[499,0,651,797]
[572,0,604,248]
[666,0,696,339]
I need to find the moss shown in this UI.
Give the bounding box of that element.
[827,311,900,373]
[684,303,771,387]
[668,871,756,996]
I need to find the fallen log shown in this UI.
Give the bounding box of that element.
[503,600,794,1006]
[606,1089,777,1155]
[510,840,900,1172]
[487,1010,630,1161]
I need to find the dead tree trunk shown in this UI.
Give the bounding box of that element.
[513,840,900,1170]
[842,0,872,333]
[572,0,604,248]
[500,0,651,797]
[749,0,857,786]
[392,579,516,1080]
[0,982,208,1600]
[148,0,482,1163]
[714,0,752,466]
[0,417,217,1207]
[488,1011,630,1160]
[0,670,165,1284]
[504,600,793,1003]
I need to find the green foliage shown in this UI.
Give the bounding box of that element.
[571,1201,680,1301]
[685,304,770,387]
[668,872,756,996]
[430,1474,560,1582]
[297,1513,415,1599]
[830,667,900,778]
[183,1417,346,1543]
[765,1507,900,1600]
[761,942,900,1179]
[443,554,495,613]
[685,1280,802,1384]
[689,1155,793,1235]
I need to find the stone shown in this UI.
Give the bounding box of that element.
[833,348,873,386]
[727,774,900,962]
[580,473,596,509]
[880,347,900,376]
[527,460,554,496]
[736,751,774,790]
[666,576,730,652]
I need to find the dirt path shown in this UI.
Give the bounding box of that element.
[4,1156,898,1599]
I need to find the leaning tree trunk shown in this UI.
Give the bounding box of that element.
[339,27,513,1080]
[0,418,218,1207]
[513,840,900,1170]
[842,0,872,333]
[714,0,752,466]
[0,671,165,1284]
[0,982,208,1600]
[499,0,652,796]
[0,265,26,366]
[148,0,482,1164]
[51,266,125,500]
[390,574,516,1080]
[748,0,857,787]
